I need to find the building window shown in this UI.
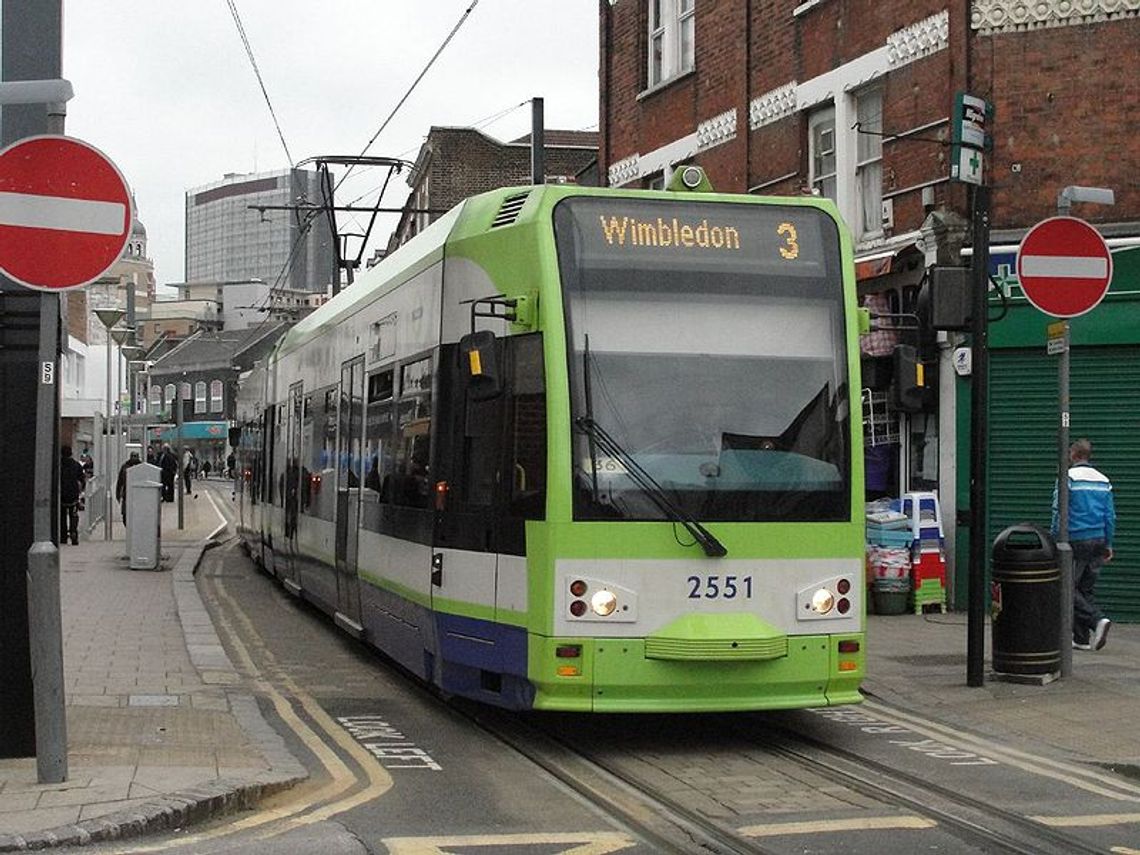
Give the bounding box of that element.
[150,384,162,413]
[855,88,884,240]
[648,0,695,88]
[194,381,207,414]
[809,89,884,243]
[164,383,176,412]
[210,379,224,412]
[809,107,837,203]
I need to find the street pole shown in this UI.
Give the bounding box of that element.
[1058,321,1073,678]
[1053,185,1114,678]
[967,182,991,688]
[176,381,184,531]
[4,0,67,780]
[94,309,124,540]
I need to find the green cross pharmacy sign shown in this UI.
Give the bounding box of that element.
[950,92,993,186]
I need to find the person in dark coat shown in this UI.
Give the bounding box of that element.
[60,444,86,545]
[115,450,142,525]
[158,443,178,502]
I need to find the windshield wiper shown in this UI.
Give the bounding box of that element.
[575,416,728,558]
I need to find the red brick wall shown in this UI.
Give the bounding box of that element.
[600,2,1137,239]
[975,18,1139,229]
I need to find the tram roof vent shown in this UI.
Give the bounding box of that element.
[491,192,531,228]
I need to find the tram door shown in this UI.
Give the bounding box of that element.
[334,356,365,635]
[282,382,303,593]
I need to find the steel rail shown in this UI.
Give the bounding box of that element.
[750,721,1107,855]
[459,705,781,855]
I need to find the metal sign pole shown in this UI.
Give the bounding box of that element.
[4,0,68,781]
[1058,322,1072,678]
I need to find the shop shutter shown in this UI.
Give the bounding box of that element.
[989,347,1140,621]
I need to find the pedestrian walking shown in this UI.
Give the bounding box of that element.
[159,443,178,502]
[1052,438,1115,651]
[226,451,236,479]
[79,448,95,480]
[115,450,142,525]
[59,444,86,545]
[202,459,212,479]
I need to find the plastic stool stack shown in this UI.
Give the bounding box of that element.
[903,491,947,613]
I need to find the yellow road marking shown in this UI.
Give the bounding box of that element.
[382,831,636,854]
[738,815,936,837]
[1111,847,1140,854]
[1032,812,1140,827]
[861,699,1140,803]
[116,548,393,851]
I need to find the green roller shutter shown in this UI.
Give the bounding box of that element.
[989,346,1140,622]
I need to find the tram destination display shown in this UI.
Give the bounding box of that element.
[555,196,835,278]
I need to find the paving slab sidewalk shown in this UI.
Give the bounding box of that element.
[0,488,305,852]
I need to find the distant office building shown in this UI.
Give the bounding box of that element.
[185,168,336,294]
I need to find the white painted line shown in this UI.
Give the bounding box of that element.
[1021,255,1108,279]
[739,815,937,837]
[1032,812,1140,828]
[861,699,1140,801]
[204,489,228,541]
[0,191,125,235]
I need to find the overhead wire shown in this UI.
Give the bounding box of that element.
[335,0,480,193]
[228,0,480,346]
[225,0,295,167]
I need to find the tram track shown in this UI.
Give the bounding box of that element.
[460,702,1113,855]
[746,721,1106,855]
[461,704,781,855]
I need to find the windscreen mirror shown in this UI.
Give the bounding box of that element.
[459,330,502,401]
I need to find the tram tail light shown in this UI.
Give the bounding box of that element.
[838,661,858,672]
[838,640,860,654]
[556,645,581,658]
[797,577,857,621]
[556,665,581,677]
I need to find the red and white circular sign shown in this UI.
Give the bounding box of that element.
[1016,216,1112,318]
[0,135,132,291]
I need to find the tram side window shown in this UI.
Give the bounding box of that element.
[300,395,314,513]
[303,388,337,521]
[362,370,396,528]
[392,357,432,509]
[509,333,547,519]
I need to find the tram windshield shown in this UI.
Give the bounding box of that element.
[554,196,850,522]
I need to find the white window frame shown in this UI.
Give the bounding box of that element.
[194,381,207,414]
[209,379,224,413]
[808,106,837,203]
[855,88,884,241]
[807,89,885,243]
[648,0,695,88]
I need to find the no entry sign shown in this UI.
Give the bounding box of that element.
[0,135,132,291]
[1016,216,1112,318]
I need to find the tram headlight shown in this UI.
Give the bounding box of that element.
[810,588,835,615]
[590,589,618,617]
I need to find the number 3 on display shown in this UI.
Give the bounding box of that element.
[777,222,799,260]
[687,575,753,599]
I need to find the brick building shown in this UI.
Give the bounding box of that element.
[387,127,598,252]
[599,2,1138,248]
[599,1,1140,612]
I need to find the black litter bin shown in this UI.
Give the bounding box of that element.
[991,524,1061,676]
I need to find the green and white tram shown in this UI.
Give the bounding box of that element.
[235,168,865,712]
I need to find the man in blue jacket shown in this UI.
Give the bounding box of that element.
[1052,438,1115,651]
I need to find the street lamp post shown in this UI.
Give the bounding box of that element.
[110,326,133,464]
[93,308,124,541]
[122,347,144,420]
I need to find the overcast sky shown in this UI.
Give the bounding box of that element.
[62,1,599,289]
